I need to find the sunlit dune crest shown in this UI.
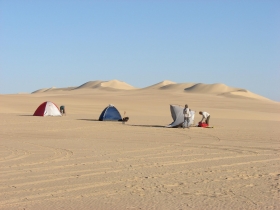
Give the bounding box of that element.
[75,80,104,89]
[160,83,196,90]
[184,83,272,101]
[99,80,136,90]
[31,80,273,101]
[32,87,57,93]
[184,83,236,94]
[74,80,136,90]
[219,90,271,101]
[143,80,176,89]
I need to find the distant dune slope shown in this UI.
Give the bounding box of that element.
[143,81,197,92]
[32,87,58,93]
[160,83,196,90]
[184,83,237,94]
[32,88,52,93]
[32,87,75,93]
[31,80,272,101]
[99,80,136,90]
[143,80,176,89]
[184,83,271,101]
[73,80,136,90]
[32,80,137,93]
[74,80,103,89]
[219,90,271,101]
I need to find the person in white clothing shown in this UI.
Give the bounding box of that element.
[183,104,191,128]
[199,111,210,125]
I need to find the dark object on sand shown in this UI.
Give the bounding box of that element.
[122,117,129,122]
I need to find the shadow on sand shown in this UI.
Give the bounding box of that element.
[127,124,166,128]
[77,119,100,122]
[76,119,165,128]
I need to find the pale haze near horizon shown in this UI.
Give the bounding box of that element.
[1,1,279,101]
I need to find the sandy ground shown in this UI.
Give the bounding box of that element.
[0,88,280,210]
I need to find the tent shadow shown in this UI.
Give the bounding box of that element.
[128,124,166,128]
[77,119,99,122]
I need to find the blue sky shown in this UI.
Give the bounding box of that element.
[1,0,279,101]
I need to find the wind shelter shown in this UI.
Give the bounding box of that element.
[166,105,195,128]
[99,104,122,121]
[33,101,62,117]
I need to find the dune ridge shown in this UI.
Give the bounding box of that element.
[219,90,271,101]
[160,83,196,90]
[99,80,136,90]
[32,87,55,93]
[75,80,104,89]
[183,83,271,101]
[184,83,237,94]
[143,80,176,89]
[32,87,75,93]
[31,80,272,101]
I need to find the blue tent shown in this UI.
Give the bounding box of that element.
[99,104,122,121]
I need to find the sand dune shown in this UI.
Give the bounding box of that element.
[184,83,237,94]
[183,83,273,101]
[32,87,75,93]
[31,80,273,102]
[99,80,136,90]
[160,83,196,91]
[143,80,176,89]
[32,87,55,93]
[34,80,138,92]
[219,89,271,101]
[74,80,104,89]
[74,80,136,90]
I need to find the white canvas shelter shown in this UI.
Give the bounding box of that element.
[166,105,195,128]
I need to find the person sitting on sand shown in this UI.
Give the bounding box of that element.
[183,104,191,129]
[60,105,66,116]
[199,111,210,125]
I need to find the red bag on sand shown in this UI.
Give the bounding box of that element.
[198,122,208,127]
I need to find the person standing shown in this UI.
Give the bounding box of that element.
[60,105,66,116]
[199,111,210,125]
[183,104,191,129]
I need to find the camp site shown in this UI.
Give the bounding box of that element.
[1,80,279,210]
[1,1,279,209]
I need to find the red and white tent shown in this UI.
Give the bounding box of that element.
[33,101,62,117]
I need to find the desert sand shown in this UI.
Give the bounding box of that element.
[1,80,280,210]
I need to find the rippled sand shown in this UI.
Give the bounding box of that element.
[1,89,279,209]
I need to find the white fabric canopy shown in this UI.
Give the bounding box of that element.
[166,105,195,128]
